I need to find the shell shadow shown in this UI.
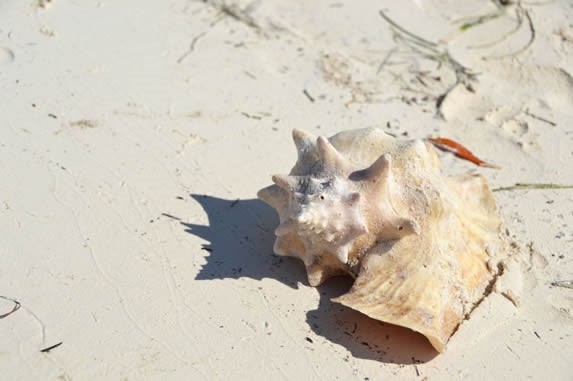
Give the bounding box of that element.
[309,276,439,365]
[175,194,307,288]
[180,194,438,364]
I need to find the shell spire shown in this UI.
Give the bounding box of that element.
[258,128,508,353]
[271,174,298,192]
[358,153,391,182]
[316,136,349,174]
[292,128,315,152]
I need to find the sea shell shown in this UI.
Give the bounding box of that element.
[257,128,507,352]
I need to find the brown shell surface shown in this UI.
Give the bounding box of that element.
[257,128,507,352]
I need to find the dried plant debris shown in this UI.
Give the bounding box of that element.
[493,183,573,192]
[378,10,477,118]
[70,119,98,129]
[428,137,500,168]
[551,280,573,290]
[460,1,536,60]
[183,0,264,62]
[457,0,514,33]
[177,32,207,63]
[198,0,262,31]
[0,296,21,319]
[459,12,504,32]
[40,342,63,353]
[377,2,538,115]
[318,52,385,106]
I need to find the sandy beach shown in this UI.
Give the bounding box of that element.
[1,0,572,379]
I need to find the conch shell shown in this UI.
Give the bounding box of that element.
[258,128,507,352]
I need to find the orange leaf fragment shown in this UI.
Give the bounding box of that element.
[428,137,500,169]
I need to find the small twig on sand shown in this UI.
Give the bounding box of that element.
[551,280,573,290]
[241,112,262,120]
[524,109,556,126]
[493,183,573,192]
[302,89,315,103]
[40,342,63,353]
[177,32,207,64]
[0,296,21,319]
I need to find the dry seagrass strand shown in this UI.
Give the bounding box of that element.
[257,128,507,352]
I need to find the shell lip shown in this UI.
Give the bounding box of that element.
[331,295,446,353]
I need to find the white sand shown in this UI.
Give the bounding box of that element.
[1,0,571,379]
